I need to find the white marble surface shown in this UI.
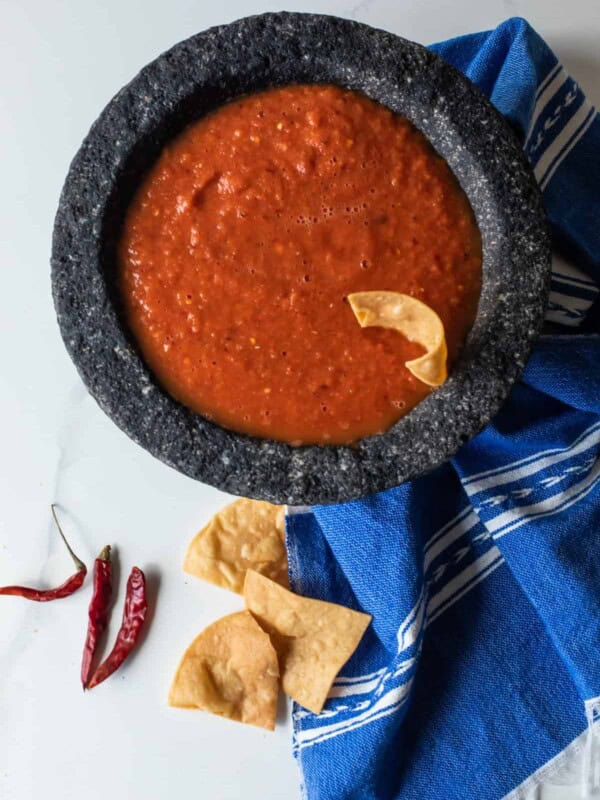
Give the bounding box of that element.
[0,1,598,798]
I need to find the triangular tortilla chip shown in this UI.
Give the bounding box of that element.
[168,611,279,730]
[348,291,447,386]
[184,499,288,594]
[244,570,371,714]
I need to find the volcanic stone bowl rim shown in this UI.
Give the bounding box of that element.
[51,11,551,505]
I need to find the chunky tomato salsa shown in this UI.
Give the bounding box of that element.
[119,85,482,445]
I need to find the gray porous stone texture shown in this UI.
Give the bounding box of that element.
[51,12,550,505]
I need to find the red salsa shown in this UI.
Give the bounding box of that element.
[119,85,482,444]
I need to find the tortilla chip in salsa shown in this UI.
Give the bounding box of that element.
[348,291,448,386]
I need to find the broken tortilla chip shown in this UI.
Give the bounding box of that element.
[348,291,447,386]
[168,611,279,730]
[244,570,371,715]
[184,499,288,594]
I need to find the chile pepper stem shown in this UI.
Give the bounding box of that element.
[50,505,86,572]
[98,545,111,562]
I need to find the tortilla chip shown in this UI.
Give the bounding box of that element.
[168,611,279,730]
[184,499,288,594]
[348,291,447,386]
[244,570,371,714]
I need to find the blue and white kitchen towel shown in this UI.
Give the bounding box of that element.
[287,18,600,800]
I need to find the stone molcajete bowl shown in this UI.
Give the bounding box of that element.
[51,12,550,505]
